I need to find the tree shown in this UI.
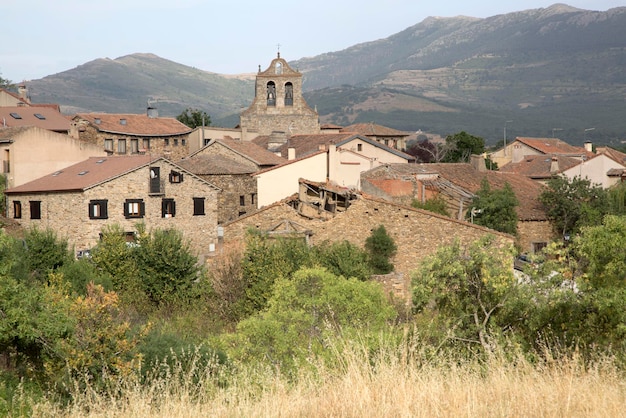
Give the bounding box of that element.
[467,178,518,235]
[406,139,449,163]
[364,225,397,274]
[176,107,211,129]
[539,175,608,238]
[0,73,13,89]
[443,131,485,163]
[411,195,450,217]
[313,239,372,280]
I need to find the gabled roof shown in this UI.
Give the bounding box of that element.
[191,138,285,167]
[595,146,626,166]
[335,135,415,161]
[73,113,192,136]
[5,155,219,194]
[177,154,256,175]
[340,122,409,137]
[499,154,581,179]
[0,106,71,132]
[515,137,589,156]
[253,150,327,176]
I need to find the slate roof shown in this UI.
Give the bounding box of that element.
[0,106,71,132]
[499,154,581,179]
[74,113,192,136]
[340,123,409,137]
[515,137,590,156]
[177,154,256,175]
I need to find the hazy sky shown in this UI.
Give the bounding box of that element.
[1,1,624,82]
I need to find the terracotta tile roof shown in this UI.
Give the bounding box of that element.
[515,137,590,156]
[5,155,155,194]
[499,154,581,179]
[0,106,71,132]
[321,123,344,130]
[340,123,409,137]
[74,113,192,136]
[178,154,256,175]
[426,163,547,221]
[214,138,285,166]
[253,150,327,176]
[596,146,626,165]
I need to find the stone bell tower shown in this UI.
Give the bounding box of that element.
[239,52,320,138]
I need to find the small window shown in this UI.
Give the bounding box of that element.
[357,144,363,152]
[130,138,139,154]
[118,139,127,154]
[34,113,46,120]
[164,138,170,146]
[29,201,41,219]
[169,170,183,183]
[240,195,245,206]
[143,138,151,150]
[251,193,256,205]
[161,198,176,218]
[182,139,186,146]
[239,211,247,217]
[13,201,22,219]
[532,242,547,254]
[104,138,113,151]
[174,139,179,146]
[193,197,205,216]
[88,200,108,219]
[124,199,145,219]
[9,112,22,119]
[204,138,210,146]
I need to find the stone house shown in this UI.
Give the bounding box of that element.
[4,155,220,259]
[1,126,106,189]
[222,193,515,299]
[177,138,285,223]
[360,161,553,254]
[70,111,193,161]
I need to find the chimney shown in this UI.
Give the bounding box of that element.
[17,83,30,104]
[267,130,287,151]
[550,156,560,174]
[470,154,486,172]
[147,105,158,118]
[288,147,296,160]
[584,141,593,153]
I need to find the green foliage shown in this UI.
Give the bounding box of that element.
[411,195,450,217]
[90,224,141,294]
[411,236,517,353]
[467,178,519,235]
[57,258,114,295]
[0,174,6,216]
[606,182,626,215]
[0,74,12,89]
[17,227,72,282]
[313,240,372,280]
[176,107,211,129]
[364,225,397,274]
[443,131,485,163]
[539,175,608,238]
[227,268,397,375]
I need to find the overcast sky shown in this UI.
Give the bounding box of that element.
[1,1,624,82]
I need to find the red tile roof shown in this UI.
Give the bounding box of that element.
[0,106,71,132]
[515,137,590,156]
[499,155,581,179]
[214,138,285,166]
[340,122,409,137]
[178,154,256,175]
[5,155,155,194]
[74,113,192,136]
[595,146,626,165]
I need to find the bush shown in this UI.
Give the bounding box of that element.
[364,225,397,274]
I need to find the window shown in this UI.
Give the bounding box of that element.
[161,198,176,218]
[169,170,183,183]
[532,242,547,254]
[104,138,113,151]
[240,195,245,206]
[130,138,139,154]
[143,138,151,150]
[251,193,256,205]
[118,139,127,154]
[285,82,293,106]
[266,82,276,106]
[29,201,41,219]
[124,199,145,219]
[149,167,162,194]
[357,143,363,152]
[182,139,186,146]
[13,201,21,219]
[9,112,22,119]
[164,138,170,146]
[204,138,210,146]
[88,200,108,219]
[174,139,179,146]
[34,113,46,120]
[193,197,205,216]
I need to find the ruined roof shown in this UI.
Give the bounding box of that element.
[515,137,589,156]
[177,154,256,175]
[0,106,71,132]
[340,122,410,137]
[499,154,581,179]
[73,113,192,136]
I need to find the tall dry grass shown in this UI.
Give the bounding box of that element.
[32,339,626,418]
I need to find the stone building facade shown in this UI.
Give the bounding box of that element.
[5,156,219,260]
[239,53,320,137]
[70,112,193,161]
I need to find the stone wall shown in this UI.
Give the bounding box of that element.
[517,220,555,254]
[200,174,257,224]
[7,160,219,260]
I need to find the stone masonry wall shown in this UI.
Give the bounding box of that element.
[200,174,257,224]
[7,160,218,260]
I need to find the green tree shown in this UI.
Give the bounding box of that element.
[411,195,450,217]
[539,175,608,238]
[606,181,626,215]
[176,107,211,129]
[364,225,397,274]
[0,73,13,89]
[16,227,72,282]
[313,239,372,280]
[443,131,485,163]
[467,178,519,235]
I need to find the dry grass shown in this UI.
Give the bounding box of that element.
[32,341,626,418]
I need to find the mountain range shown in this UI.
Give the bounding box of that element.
[23,3,626,146]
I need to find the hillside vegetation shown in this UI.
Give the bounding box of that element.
[24,5,626,145]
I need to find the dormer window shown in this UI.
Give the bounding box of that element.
[120,118,127,125]
[94,118,101,124]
